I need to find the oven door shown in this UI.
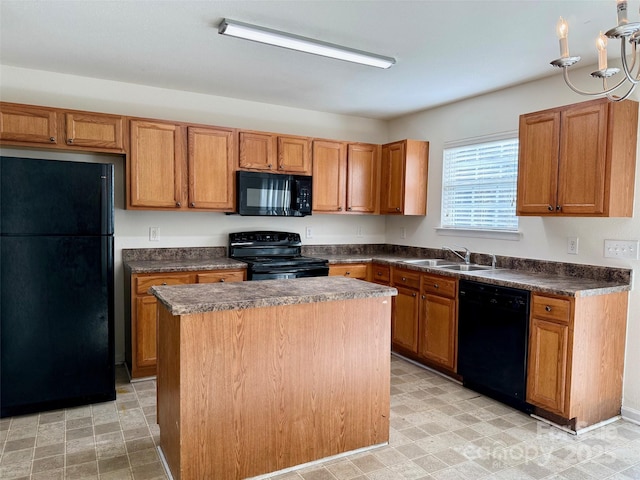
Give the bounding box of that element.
[249,264,329,281]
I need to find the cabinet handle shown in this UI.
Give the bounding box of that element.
[162,282,167,286]
[67,138,74,144]
[547,205,553,211]
[377,272,382,276]
[421,295,426,299]
[190,202,195,207]
[402,277,407,281]
[395,207,400,212]
[345,272,351,276]
[175,202,181,207]
[49,136,56,142]
[279,165,284,169]
[348,207,352,211]
[556,205,561,211]
[545,305,552,312]
[267,164,272,169]
[220,278,225,282]
[412,292,417,297]
[338,207,343,211]
[433,283,439,289]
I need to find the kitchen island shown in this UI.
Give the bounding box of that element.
[150,276,397,480]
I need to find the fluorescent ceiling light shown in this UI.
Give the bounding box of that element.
[218,18,395,69]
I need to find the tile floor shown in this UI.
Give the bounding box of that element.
[1,355,640,479]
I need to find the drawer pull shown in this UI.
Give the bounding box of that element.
[433,283,439,289]
[345,272,351,276]
[377,272,382,276]
[49,136,56,142]
[162,282,167,286]
[545,305,552,312]
[220,278,225,282]
[421,295,426,299]
[402,277,406,281]
[412,292,416,297]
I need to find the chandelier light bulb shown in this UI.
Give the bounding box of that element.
[617,0,628,25]
[597,32,608,70]
[556,17,569,57]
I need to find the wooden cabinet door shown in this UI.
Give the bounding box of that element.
[312,140,347,213]
[380,141,405,214]
[135,295,159,371]
[239,131,277,170]
[129,120,185,208]
[526,317,569,415]
[419,294,457,370]
[64,112,124,151]
[346,143,379,213]
[0,103,58,145]
[278,135,311,174]
[557,102,608,215]
[516,111,560,215]
[187,126,236,211]
[392,286,419,353]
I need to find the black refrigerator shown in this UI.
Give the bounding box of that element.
[0,156,115,418]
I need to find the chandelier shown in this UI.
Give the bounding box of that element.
[551,0,640,101]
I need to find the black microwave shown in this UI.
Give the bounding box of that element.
[236,171,312,216]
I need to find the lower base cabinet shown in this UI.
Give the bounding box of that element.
[526,291,628,429]
[418,274,457,371]
[126,268,246,379]
[391,268,458,375]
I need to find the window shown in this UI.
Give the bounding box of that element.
[441,136,518,231]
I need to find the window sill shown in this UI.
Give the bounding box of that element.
[435,227,522,241]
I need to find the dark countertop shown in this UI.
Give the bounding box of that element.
[150,276,398,315]
[324,254,630,297]
[125,257,247,274]
[123,248,632,298]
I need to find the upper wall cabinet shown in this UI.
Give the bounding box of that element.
[380,139,429,216]
[312,140,380,214]
[517,98,638,217]
[238,130,311,175]
[0,102,125,153]
[128,119,236,212]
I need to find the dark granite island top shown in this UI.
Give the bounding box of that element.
[150,276,398,315]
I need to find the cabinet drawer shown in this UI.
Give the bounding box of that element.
[532,295,571,323]
[135,274,193,295]
[393,268,421,290]
[329,263,369,280]
[197,270,246,283]
[371,264,390,283]
[422,274,456,299]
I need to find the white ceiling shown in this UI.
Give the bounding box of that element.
[0,0,621,119]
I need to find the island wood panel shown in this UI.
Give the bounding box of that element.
[158,296,391,480]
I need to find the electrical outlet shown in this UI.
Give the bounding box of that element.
[567,236,578,255]
[604,239,639,259]
[356,226,364,237]
[305,226,312,239]
[149,227,159,242]
[401,227,407,239]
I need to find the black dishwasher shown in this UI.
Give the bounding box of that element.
[458,280,532,413]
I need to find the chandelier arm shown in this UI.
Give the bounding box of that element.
[620,39,640,85]
[606,81,636,101]
[562,68,626,96]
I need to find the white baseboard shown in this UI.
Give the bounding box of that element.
[622,406,640,425]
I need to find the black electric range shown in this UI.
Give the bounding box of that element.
[229,231,329,280]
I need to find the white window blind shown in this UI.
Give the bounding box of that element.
[441,137,519,231]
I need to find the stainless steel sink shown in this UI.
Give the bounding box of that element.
[437,264,493,271]
[402,259,455,267]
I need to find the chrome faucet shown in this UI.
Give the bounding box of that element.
[443,245,471,264]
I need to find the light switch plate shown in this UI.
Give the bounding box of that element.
[604,239,639,259]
